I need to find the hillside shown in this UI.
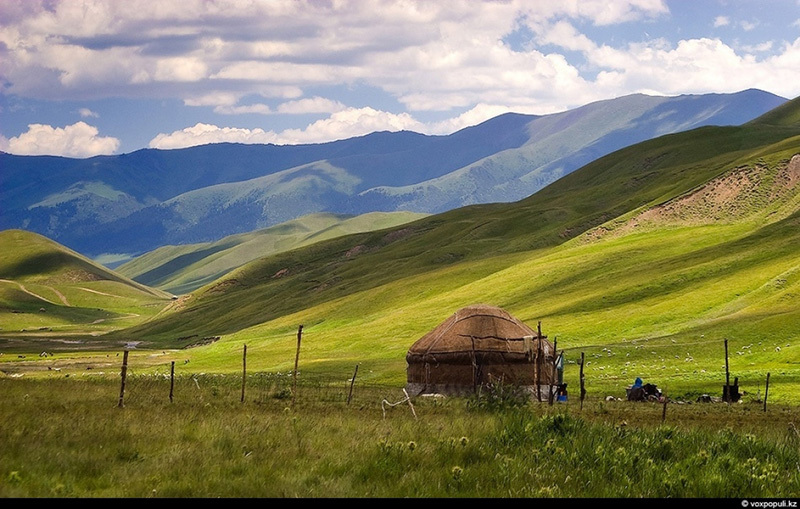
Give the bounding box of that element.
[116,97,800,338]
[0,90,785,258]
[0,229,172,349]
[77,95,799,399]
[117,211,428,295]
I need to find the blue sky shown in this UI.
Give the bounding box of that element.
[1,0,799,157]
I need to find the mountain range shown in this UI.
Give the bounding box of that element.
[0,89,786,261]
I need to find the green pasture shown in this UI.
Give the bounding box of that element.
[1,375,799,498]
[145,212,794,401]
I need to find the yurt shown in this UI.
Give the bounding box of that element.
[405,304,557,399]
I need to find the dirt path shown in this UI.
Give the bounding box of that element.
[0,279,60,305]
[91,313,140,324]
[79,287,116,297]
[47,286,70,306]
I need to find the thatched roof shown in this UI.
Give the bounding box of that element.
[406,304,554,365]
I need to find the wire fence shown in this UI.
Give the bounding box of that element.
[112,355,403,410]
[105,328,780,410]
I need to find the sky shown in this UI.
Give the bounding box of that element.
[1,0,799,158]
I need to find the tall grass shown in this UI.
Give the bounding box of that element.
[2,375,799,498]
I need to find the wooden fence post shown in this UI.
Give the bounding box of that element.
[169,360,175,403]
[470,336,478,394]
[764,372,771,412]
[118,350,129,408]
[404,388,417,419]
[580,351,586,411]
[724,338,731,403]
[548,338,557,406]
[241,344,247,403]
[348,364,359,405]
[535,326,542,402]
[292,325,303,407]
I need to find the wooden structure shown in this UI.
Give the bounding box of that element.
[723,376,741,402]
[405,304,556,400]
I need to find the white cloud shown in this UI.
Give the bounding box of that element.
[214,104,273,115]
[278,107,425,144]
[740,41,774,53]
[153,57,208,82]
[5,122,120,157]
[208,97,346,115]
[184,92,240,107]
[149,107,427,148]
[79,108,99,118]
[148,123,279,149]
[277,97,346,114]
[568,0,669,25]
[740,20,758,31]
[713,16,730,27]
[183,87,303,111]
[428,104,520,134]
[577,36,800,100]
[0,0,670,112]
[210,61,340,83]
[539,20,601,53]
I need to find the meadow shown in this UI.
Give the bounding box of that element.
[2,373,800,498]
[113,211,800,404]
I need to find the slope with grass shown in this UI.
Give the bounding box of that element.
[82,96,800,401]
[115,97,800,335]
[116,211,428,295]
[0,230,173,349]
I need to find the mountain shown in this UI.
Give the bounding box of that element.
[0,230,172,348]
[116,210,428,295]
[0,90,786,259]
[357,90,789,211]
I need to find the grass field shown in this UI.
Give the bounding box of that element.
[5,213,800,405]
[2,374,799,498]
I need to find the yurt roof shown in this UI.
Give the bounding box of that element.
[406,304,553,361]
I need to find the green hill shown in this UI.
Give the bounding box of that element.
[0,229,172,348]
[116,211,429,295]
[117,97,800,335]
[748,96,800,127]
[93,95,800,400]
